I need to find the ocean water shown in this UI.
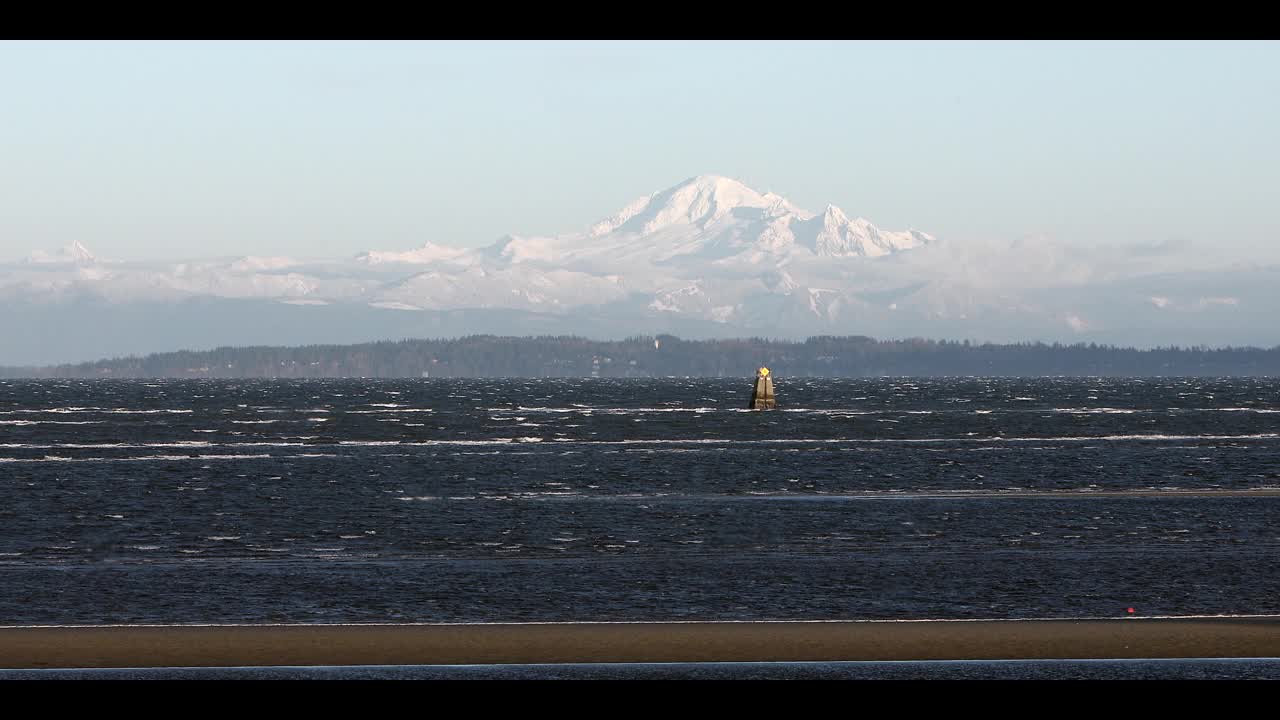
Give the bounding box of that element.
[2,377,1280,625]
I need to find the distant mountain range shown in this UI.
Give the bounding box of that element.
[2,174,1275,365]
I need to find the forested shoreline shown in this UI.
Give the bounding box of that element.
[4,335,1280,378]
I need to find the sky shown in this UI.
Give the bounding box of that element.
[2,40,1277,262]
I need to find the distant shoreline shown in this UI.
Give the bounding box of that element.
[4,618,1280,669]
[4,334,1280,379]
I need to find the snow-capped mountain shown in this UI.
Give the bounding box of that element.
[355,242,473,267]
[330,175,936,316]
[0,174,1268,365]
[366,175,932,273]
[25,240,97,265]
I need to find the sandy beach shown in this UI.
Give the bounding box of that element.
[2,617,1279,669]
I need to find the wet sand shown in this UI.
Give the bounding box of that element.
[2,617,1279,669]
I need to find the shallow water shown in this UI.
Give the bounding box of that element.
[2,378,1279,624]
[5,659,1280,680]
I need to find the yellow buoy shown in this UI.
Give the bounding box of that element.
[750,367,776,410]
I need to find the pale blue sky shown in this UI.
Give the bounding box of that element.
[2,40,1277,262]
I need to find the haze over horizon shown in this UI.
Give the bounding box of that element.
[1,40,1278,364]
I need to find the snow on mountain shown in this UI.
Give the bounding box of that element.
[588,194,654,238]
[0,176,1032,333]
[376,264,628,311]
[483,235,563,265]
[792,205,931,257]
[760,268,797,295]
[230,256,302,272]
[25,240,97,265]
[4,173,1259,363]
[166,265,324,300]
[649,280,713,314]
[587,175,929,263]
[607,175,788,236]
[1,247,352,304]
[355,242,475,266]
[420,175,934,282]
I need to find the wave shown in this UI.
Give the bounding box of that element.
[509,406,722,414]
[485,406,1280,416]
[5,433,1272,454]
[0,420,102,425]
[0,453,285,464]
[581,434,1280,446]
[0,441,214,449]
[0,408,192,415]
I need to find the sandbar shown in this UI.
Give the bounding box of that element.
[2,617,1279,669]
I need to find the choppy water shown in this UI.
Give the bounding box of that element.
[3,377,1280,625]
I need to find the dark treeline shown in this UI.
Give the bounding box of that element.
[4,335,1280,379]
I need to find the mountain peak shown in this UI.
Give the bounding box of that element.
[677,174,753,191]
[26,241,96,264]
[356,241,470,266]
[68,240,94,261]
[599,174,781,236]
[667,174,769,207]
